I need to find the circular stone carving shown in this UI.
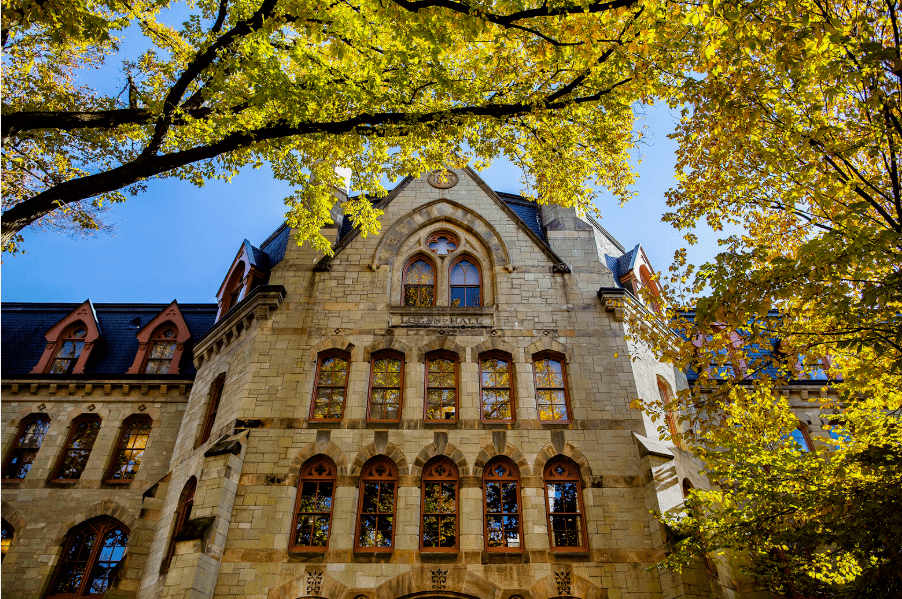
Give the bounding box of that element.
[427,170,459,189]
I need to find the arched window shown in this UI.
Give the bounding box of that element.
[47,517,129,596]
[480,351,514,422]
[425,350,458,422]
[143,327,178,374]
[50,326,88,375]
[544,457,587,551]
[355,457,398,551]
[198,375,225,446]
[222,261,246,314]
[105,415,152,482]
[367,350,404,422]
[2,413,50,480]
[791,423,813,453]
[52,415,102,481]
[291,456,336,551]
[163,477,196,572]
[403,257,435,307]
[483,457,522,552]
[450,258,481,307]
[309,350,350,421]
[1,519,13,562]
[533,352,571,422]
[421,457,459,551]
[657,380,683,449]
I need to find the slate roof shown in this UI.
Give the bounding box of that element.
[259,223,290,268]
[494,193,548,243]
[604,244,639,290]
[1,303,217,377]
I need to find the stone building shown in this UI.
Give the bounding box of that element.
[2,167,832,599]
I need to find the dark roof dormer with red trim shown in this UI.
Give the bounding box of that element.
[215,232,289,321]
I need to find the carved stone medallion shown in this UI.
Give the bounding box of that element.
[427,170,459,189]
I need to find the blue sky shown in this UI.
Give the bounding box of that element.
[1,103,726,304]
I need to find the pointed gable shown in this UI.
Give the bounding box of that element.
[30,300,102,374]
[126,301,192,374]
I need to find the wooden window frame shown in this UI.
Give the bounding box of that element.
[420,457,459,552]
[401,254,437,307]
[30,301,101,375]
[657,380,684,449]
[308,350,351,422]
[366,350,405,423]
[543,456,588,552]
[424,350,459,423]
[532,350,572,423]
[2,413,50,481]
[127,302,192,375]
[162,477,196,573]
[47,325,88,375]
[479,350,516,423]
[198,375,225,447]
[793,423,814,453]
[482,457,523,553]
[354,456,399,553]
[103,415,153,483]
[290,456,337,552]
[47,516,130,597]
[50,414,102,482]
[448,255,482,307]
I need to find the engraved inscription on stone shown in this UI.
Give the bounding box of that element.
[399,315,490,328]
[427,170,459,189]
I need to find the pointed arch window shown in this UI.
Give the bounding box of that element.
[421,457,459,551]
[403,257,435,306]
[367,350,404,422]
[533,352,571,422]
[483,457,522,552]
[450,258,481,307]
[163,477,196,572]
[48,517,129,597]
[544,457,587,551]
[425,351,458,422]
[143,327,178,374]
[355,457,398,551]
[291,456,336,551]
[657,380,683,449]
[791,423,813,453]
[309,350,350,421]
[50,326,88,375]
[2,413,50,480]
[198,375,224,446]
[480,351,514,422]
[52,415,102,481]
[105,415,152,482]
[1,519,13,562]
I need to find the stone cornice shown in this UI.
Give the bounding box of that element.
[1,378,192,398]
[193,285,285,368]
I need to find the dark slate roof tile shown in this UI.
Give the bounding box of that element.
[1,303,217,376]
[260,223,290,268]
[495,192,547,243]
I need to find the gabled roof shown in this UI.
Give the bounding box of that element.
[1,303,217,376]
[605,244,640,290]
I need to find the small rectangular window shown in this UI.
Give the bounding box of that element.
[367,351,404,422]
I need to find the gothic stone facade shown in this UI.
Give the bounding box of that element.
[2,167,778,599]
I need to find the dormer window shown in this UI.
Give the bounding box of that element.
[50,327,87,374]
[126,302,192,375]
[144,328,178,374]
[427,231,459,256]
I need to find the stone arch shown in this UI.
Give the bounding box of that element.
[411,440,469,476]
[51,500,138,546]
[473,337,517,358]
[376,565,502,599]
[362,337,413,362]
[534,443,593,483]
[525,338,573,363]
[413,336,466,362]
[473,441,530,478]
[310,336,357,362]
[372,199,512,270]
[267,570,350,599]
[528,571,605,599]
[349,441,409,476]
[288,441,350,481]
[1,500,26,531]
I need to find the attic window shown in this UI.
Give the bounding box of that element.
[427,231,459,256]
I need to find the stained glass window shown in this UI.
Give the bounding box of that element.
[163,477,195,572]
[292,457,335,550]
[421,458,458,550]
[50,327,87,374]
[450,259,481,307]
[2,414,50,480]
[534,355,570,421]
[544,457,586,550]
[425,353,457,421]
[356,458,397,550]
[310,352,350,420]
[53,416,101,480]
[48,517,129,596]
[368,352,403,421]
[105,416,152,481]
[481,354,513,421]
[144,328,177,374]
[483,458,521,551]
[403,258,435,306]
